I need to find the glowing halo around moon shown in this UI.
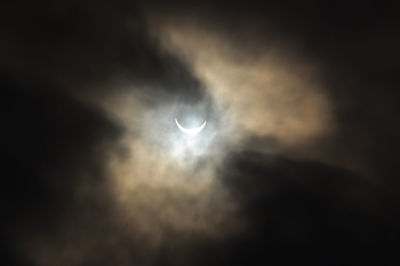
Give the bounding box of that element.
[175,118,207,136]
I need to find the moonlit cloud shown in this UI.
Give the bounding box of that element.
[3,1,400,266]
[43,15,338,258]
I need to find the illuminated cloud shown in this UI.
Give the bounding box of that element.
[3,2,399,266]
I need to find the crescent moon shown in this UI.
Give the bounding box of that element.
[175,118,207,136]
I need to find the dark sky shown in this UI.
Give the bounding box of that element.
[2,1,400,265]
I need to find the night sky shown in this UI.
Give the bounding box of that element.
[2,1,400,265]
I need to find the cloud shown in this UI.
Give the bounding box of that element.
[2,72,124,264]
[2,1,400,265]
[0,0,207,105]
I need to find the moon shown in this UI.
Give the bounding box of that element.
[175,118,207,136]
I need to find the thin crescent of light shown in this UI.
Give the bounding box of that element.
[175,118,207,136]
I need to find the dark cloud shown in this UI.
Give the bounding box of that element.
[113,151,400,266]
[2,73,123,263]
[284,2,400,184]
[221,151,400,243]
[0,0,207,103]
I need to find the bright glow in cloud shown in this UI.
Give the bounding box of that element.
[26,16,338,266]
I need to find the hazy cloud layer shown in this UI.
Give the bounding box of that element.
[2,1,400,265]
